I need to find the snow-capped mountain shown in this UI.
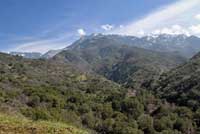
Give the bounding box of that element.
[17,34,200,59]
[64,34,200,58]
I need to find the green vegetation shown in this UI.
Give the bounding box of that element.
[154,52,200,111]
[0,113,88,134]
[0,37,199,134]
[55,35,186,89]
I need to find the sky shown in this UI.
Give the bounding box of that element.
[0,0,200,53]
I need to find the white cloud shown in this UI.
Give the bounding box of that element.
[195,14,200,20]
[137,30,145,36]
[189,24,200,34]
[7,33,76,53]
[6,28,86,54]
[101,24,114,31]
[77,29,86,36]
[11,39,66,54]
[119,25,124,29]
[152,25,190,36]
[152,29,161,35]
[112,0,200,36]
[161,28,173,35]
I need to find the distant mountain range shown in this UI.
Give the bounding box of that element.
[66,33,200,58]
[9,52,42,59]
[10,34,200,59]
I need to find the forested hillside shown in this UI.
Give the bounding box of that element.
[0,51,199,134]
[154,52,200,111]
[1,0,200,133]
[55,35,186,89]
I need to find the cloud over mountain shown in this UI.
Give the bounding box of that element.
[77,29,86,36]
[112,0,200,37]
[101,24,114,31]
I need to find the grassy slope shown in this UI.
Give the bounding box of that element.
[0,113,88,134]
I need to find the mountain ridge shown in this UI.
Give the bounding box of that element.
[8,34,200,59]
[54,34,186,89]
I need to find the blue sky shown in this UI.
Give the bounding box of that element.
[0,0,200,53]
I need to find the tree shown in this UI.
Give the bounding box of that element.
[174,118,195,134]
[102,118,115,133]
[121,98,144,119]
[154,116,173,132]
[161,129,181,134]
[194,108,200,126]
[82,112,96,129]
[137,114,154,134]
[101,103,113,119]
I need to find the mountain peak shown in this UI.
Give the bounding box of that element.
[144,34,189,40]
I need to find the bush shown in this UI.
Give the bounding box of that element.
[82,112,96,129]
[154,116,173,132]
[121,98,144,119]
[174,118,195,134]
[138,114,154,133]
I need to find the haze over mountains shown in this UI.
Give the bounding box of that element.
[9,52,42,59]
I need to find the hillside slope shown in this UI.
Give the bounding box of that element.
[154,52,200,110]
[1,53,199,133]
[55,35,186,89]
[0,113,88,134]
[0,52,123,130]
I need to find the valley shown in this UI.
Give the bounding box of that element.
[1,34,200,134]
